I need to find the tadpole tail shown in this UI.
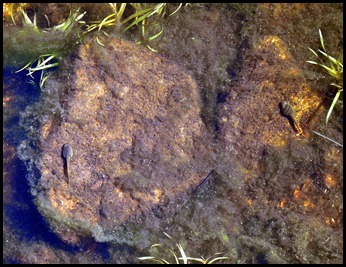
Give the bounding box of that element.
[287,117,303,135]
[287,117,297,131]
[64,160,69,183]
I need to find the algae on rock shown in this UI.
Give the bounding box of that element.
[25,37,214,244]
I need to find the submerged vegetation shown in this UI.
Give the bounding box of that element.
[15,54,59,89]
[138,232,230,264]
[6,3,186,86]
[12,4,86,88]
[307,29,343,125]
[6,3,186,53]
[84,3,184,51]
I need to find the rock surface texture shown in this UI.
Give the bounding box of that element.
[36,38,212,243]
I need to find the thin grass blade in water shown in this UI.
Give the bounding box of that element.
[325,89,342,125]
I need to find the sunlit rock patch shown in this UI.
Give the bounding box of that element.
[219,33,323,167]
[35,38,212,243]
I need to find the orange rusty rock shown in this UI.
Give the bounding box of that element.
[324,174,336,189]
[278,198,287,208]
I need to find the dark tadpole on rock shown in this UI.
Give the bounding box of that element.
[279,101,294,120]
[279,101,304,136]
[62,143,73,183]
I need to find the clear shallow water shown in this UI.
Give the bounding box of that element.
[3,3,343,264]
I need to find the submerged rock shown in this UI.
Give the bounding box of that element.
[218,34,323,171]
[34,37,213,244]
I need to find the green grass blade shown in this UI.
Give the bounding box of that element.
[121,7,153,27]
[306,60,318,65]
[33,12,37,27]
[141,19,146,37]
[20,6,33,25]
[318,50,340,66]
[76,11,87,22]
[10,4,16,25]
[326,88,341,124]
[177,243,188,264]
[169,3,183,16]
[152,3,166,17]
[36,55,57,67]
[207,256,230,264]
[146,44,159,53]
[319,29,326,51]
[330,83,343,89]
[96,36,105,46]
[138,256,156,260]
[116,3,127,20]
[318,64,338,79]
[138,256,169,264]
[27,70,35,79]
[27,62,59,72]
[53,8,83,32]
[138,232,231,264]
[163,232,173,239]
[15,60,35,73]
[40,73,50,89]
[168,248,180,264]
[308,47,319,58]
[148,27,164,41]
[27,79,37,87]
[85,24,97,33]
[180,256,205,263]
[122,11,154,32]
[98,13,116,31]
[151,243,163,248]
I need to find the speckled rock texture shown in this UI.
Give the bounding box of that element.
[35,38,213,243]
